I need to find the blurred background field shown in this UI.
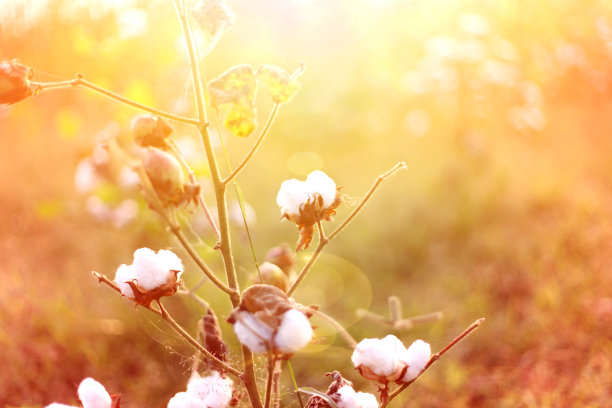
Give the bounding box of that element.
[2,0,612,406]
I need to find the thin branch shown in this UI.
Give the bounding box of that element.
[356,309,444,330]
[222,104,281,185]
[328,162,406,241]
[173,4,262,408]
[298,306,357,347]
[32,77,200,125]
[91,271,243,378]
[172,227,237,296]
[169,141,221,239]
[109,138,234,297]
[286,162,406,296]
[264,355,276,408]
[380,318,485,408]
[273,360,283,408]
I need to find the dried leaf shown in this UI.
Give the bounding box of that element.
[125,270,182,307]
[257,64,300,104]
[202,309,229,362]
[223,102,257,138]
[301,388,339,408]
[228,284,294,328]
[193,0,235,39]
[209,64,257,109]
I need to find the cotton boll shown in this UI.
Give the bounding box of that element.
[77,378,112,408]
[276,179,309,217]
[275,309,313,353]
[45,404,78,408]
[352,335,407,382]
[305,170,336,208]
[167,392,206,408]
[232,311,274,354]
[336,385,378,408]
[131,248,183,290]
[186,371,234,408]
[113,248,184,300]
[401,339,431,382]
[114,264,135,297]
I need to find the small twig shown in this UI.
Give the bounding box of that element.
[169,141,221,240]
[32,77,200,125]
[356,309,444,330]
[264,354,276,408]
[379,318,485,408]
[222,104,281,185]
[286,163,406,296]
[328,162,406,241]
[172,228,237,296]
[297,306,357,347]
[91,271,242,377]
[273,360,283,408]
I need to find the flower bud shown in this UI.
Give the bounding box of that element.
[265,243,296,273]
[0,60,34,105]
[143,147,185,206]
[131,114,173,148]
[250,262,289,292]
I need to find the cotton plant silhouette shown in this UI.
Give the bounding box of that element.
[0,1,483,407]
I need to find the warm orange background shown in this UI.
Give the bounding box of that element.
[1,0,612,407]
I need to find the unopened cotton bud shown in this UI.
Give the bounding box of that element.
[336,386,378,408]
[0,60,34,105]
[186,371,234,408]
[265,243,296,273]
[143,147,185,204]
[400,339,431,382]
[77,378,112,408]
[131,114,172,148]
[351,335,407,383]
[251,262,289,292]
[168,392,206,408]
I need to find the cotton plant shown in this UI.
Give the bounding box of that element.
[2,1,485,407]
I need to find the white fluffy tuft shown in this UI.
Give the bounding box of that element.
[113,247,184,298]
[275,309,313,353]
[232,310,274,354]
[276,171,336,217]
[77,378,112,408]
[186,371,234,408]
[167,391,206,408]
[351,335,406,379]
[401,339,431,382]
[336,385,378,408]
